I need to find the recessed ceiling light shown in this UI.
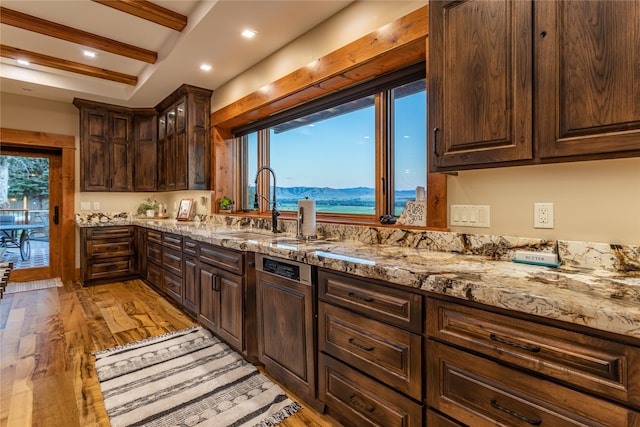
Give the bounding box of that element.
[83,50,96,58]
[17,59,30,66]
[200,64,212,72]
[242,29,257,39]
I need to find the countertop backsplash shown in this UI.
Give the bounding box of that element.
[75,212,639,275]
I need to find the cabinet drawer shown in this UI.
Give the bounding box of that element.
[183,238,198,256]
[86,257,134,280]
[86,239,134,259]
[147,229,162,244]
[146,261,163,289]
[427,298,640,408]
[162,233,183,251]
[427,341,640,427]
[146,241,162,265]
[318,269,423,333]
[319,353,423,427]
[163,248,182,277]
[85,226,134,240]
[199,243,243,275]
[319,302,422,400]
[163,271,183,305]
[427,409,463,427]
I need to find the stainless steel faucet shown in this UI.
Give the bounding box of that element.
[253,166,280,233]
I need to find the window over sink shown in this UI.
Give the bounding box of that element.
[236,64,426,220]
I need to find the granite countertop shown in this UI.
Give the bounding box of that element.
[77,217,640,340]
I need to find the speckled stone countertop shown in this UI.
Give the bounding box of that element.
[76,214,640,340]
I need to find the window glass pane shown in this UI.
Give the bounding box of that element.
[247,132,258,209]
[269,95,376,214]
[393,79,427,216]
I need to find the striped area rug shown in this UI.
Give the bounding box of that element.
[5,277,63,294]
[94,326,301,427]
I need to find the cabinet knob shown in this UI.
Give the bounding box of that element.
[539,31,547,38]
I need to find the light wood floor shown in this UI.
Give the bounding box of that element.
[0,279,342,427]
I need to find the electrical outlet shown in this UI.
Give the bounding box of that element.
[534,202,554,229]
[80,202,90,211]
[93,201,100,210]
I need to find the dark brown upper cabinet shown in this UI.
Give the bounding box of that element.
[133,111,158,192]
[75,84,211,192]
[429,0,640,172]
[429,0,533,170]
[535,1,640,159]
[156,85,212,191]
[74,100,135,191]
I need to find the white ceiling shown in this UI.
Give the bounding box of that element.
[0,0,352,107]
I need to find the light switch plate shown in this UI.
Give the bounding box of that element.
[93,201,100,210]
[80,202,90,211]
[450,205,490,227]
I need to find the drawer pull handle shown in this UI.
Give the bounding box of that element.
[491,399,541,425]
[490,334,541,353]
[348,338,374,352]
[349,394,375,413]
[348,292,374,303]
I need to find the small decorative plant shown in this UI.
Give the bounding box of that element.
[218,196,233,211]
[136,197,159,216]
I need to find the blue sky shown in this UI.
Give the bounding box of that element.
[269,89,426,189]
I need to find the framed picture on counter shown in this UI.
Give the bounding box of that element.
[176,198,193,221]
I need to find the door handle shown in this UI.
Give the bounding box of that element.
[53,206,59,225]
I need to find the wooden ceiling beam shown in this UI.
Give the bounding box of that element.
[1,45,138,86]
[92,0,187,32]
[0,6,157,64]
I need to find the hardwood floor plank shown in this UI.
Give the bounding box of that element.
[17,333,35,357]
[69,347,109,427]
[6,356,35,427]
[31,373,80,427]
[33,315,66,379]
[0,279,341,427]
[96,298,140,332]
[0,306,25,424]
[60,289,94,353]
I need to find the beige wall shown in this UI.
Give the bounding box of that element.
[448,158,640,244]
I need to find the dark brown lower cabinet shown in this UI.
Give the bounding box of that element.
[183,254,198,317]
[197,244,247,356]
[425,296,640,426]
[162,247,183,305]
[146,261,163,290]
[81,226,136,285]
[319,353,423,427]
[198,266,216,331]
[256,267,316,407]
[427,340,640,426]
[426,409,463,427]
[317,269,424,424]
[144,230,163,291]
[163,270,182,305]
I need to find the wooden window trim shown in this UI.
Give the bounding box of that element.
[212,5,447,229]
